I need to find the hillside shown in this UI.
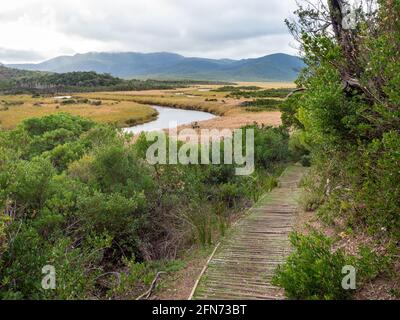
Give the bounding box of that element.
[0,64,43,81]
[7,52,305,81]
[0,65,230,94]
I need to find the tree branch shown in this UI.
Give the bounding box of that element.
[135,271,166,300]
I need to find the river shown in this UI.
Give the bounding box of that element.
[123,105,216,134]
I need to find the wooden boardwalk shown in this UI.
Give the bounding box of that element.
[192,164,306,300]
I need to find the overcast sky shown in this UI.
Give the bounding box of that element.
[0,0,299,63]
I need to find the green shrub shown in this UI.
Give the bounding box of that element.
[354,131,400,236]
[213,86,262,92]
[284,0,400,240]
[22,113,94,137]
[90,100,102,106]
[77,191,146,257]
[108,257,186,299]
[227,88,292,98]
[0,214,9,257]
[218,182,242,208]
[300,155,311,167]
[288,130,310,161]
[0,111,294,299]
[8,157,55,213]
[43,141,87,171]
[250,126,290,169]
[60,99,77,105]
[243,170,279,202]
[281,93,304,129]
[4,100,24,106]
[0,228,111,299]
[272,232,354,300]
[241,98,282,111]
[273,232,391,300]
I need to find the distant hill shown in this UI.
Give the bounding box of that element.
[0,64,43,81]
[0,65,230,94]
[7,52,305,82]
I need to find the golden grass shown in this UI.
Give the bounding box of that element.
[0,83,292,130]
[78,92,236,116]
[0,95,158,130]
[77,83,294,117]
[234,81,296,89]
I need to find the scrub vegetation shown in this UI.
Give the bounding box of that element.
[273,0,400,300]
[0,111,300,299]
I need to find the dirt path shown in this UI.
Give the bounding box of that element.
[191,164,306,300]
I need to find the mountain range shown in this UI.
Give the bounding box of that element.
[7,52,305,82]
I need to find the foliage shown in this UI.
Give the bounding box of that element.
[244,125,291,170]
[108,257,186,299]
[212,86,262,92]
[281,0,400,238]
[227,88,293,99]
[273,232,389,300]
[281,93,304,129]
[0,67,231,94]
[241,98,282,112]
[0,114,151,298]
[288,130,310,162]
[0,213,9,257]
[0,111,293,298]
[273,232,354,300]
[274,0,400,299]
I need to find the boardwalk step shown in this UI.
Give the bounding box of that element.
[192,164,306,300]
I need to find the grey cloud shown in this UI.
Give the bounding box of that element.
[53,0,293,42]
[0,0,299,61]
[0,47,45,63]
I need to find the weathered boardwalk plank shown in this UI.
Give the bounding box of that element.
[192,164,306,300]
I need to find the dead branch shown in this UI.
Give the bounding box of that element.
[135,271,166,300]
[286,88,307,99]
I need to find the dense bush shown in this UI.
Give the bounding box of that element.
[212,86,261,92]
[0,112,292,299]
[273,232,389,300]
[275,0,400,299]
[0,67,231,94]
[281,93,304,129]
[227,88,292,98]
[60,99,77,105]
[273,232,354,300]
[281,0,400,238]
[0,114,154,298]
[241,98,282,111]
[245,125,290,169]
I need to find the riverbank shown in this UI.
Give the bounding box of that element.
[124,105,216,134]
[0,94,158,130]
[1,82,294,131]
[78,82,293,133]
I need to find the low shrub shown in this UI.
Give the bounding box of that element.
[300,155,311,167]
[108,257,186,299]
[60,99,77,105]
[241,98,282,111]
[90,100,102,106]
[288,130,310,161]
[273,232,354,300]
[273,232,391,300]
[249,125,290,169]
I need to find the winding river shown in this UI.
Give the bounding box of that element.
[124,105,216,134]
